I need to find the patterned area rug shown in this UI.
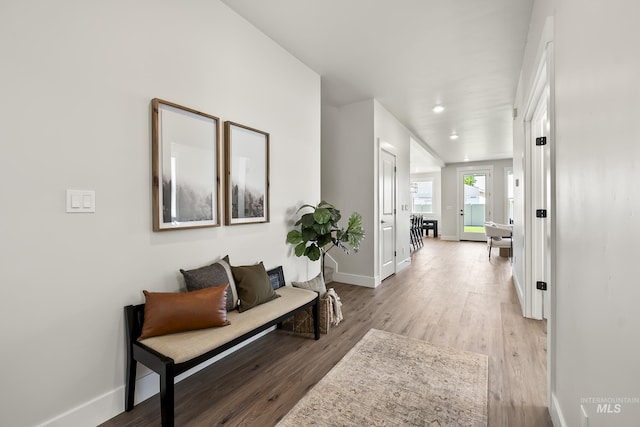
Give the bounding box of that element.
[277,329,488,426]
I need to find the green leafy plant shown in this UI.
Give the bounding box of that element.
[286,201,365,274]
[464,175,477,186]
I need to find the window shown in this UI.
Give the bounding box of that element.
[411,181,433,213]
[506,169,514,223]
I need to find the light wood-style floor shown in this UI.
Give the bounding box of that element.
[103,239,552,427]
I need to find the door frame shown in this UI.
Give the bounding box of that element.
[457,165,494,241]
[528,85,550,320]
[521,16,556,418]
[522,38,554,321]
[378,142,397,283]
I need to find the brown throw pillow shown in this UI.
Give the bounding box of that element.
[139,284,230,340]
[231,262,280,312]
[180,256,238,311]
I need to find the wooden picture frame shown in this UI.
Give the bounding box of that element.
[151,98,220,231]
[224,121,270,225]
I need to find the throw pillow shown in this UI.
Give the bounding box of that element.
[139,285,230,340]
[231,262,280,312]
[292,272,327,297]
[180,256,238,311]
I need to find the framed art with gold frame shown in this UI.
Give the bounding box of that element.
[151,98,220,231]
[224,121,269,225]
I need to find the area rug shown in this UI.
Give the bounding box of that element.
[277,329,488,426]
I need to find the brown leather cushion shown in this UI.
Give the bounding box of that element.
[139,284,230,340]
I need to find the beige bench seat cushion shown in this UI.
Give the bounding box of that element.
[139,286,317,364]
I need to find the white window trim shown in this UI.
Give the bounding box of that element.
[505,166,513,224]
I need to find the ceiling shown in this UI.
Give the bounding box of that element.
[222,0,534,172]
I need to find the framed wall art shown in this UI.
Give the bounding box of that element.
[151,98,220,231]
[224,121,270,225]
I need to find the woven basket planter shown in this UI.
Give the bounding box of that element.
[282,295,331,334]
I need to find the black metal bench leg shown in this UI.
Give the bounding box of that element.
[160,365,175,427]
[313,296,320,340]
[124,356,136,411]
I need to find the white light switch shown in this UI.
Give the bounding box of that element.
[66,190,95,213]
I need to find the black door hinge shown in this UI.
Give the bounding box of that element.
[536,136,547,146]
[536,209,547,218]
[394,251,397,257]
[536,281,548,291]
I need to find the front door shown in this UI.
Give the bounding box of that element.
[380,148,396,281]
[458,167,493,241]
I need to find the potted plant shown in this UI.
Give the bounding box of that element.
[286,201,365,279]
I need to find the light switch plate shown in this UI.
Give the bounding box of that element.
[66,190,95,213]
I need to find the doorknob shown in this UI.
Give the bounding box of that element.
[460,210,464,216]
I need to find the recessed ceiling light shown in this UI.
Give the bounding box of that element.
[432,105,445,113]
[449,133,459,140]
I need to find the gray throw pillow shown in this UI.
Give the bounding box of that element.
[180,256,239,311]
[231,262,280,312]
[292,272,327,297]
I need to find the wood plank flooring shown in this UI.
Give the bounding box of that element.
[102,239,552,427]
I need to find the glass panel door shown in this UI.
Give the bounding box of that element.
[458,168,492,241]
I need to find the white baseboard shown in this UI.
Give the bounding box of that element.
[36,328,275,427]
[333,271,377,288]
[36,387,123,427]
[397,257,411,272]
[513,273,525,316]
[550,392,567,427]
[440,235,459,241]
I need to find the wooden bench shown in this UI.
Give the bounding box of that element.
[124,266,320,427]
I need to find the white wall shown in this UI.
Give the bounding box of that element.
[516,0,640,425]
[321,99,414,285]
[322,100,375,284]
[374,100,412,273]
[440,159,513,240]
[0,1,321,426]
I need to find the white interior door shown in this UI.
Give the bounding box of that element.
[458,167,493,241]
[531,86,551,319]
[380,148,396,281]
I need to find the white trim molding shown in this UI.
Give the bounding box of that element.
[333,271,378,288]
[550,392,568,427]
[36,329,273,426]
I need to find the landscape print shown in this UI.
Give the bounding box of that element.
[231,182,264,219]
[161,140,216,226]
[226,122,269,224]
[153,99,219,230]
[162,176,213,223]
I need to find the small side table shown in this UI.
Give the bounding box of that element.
[423,219,438,238]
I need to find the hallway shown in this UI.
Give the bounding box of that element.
[104,239,551,426]
[409,239,551,426]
